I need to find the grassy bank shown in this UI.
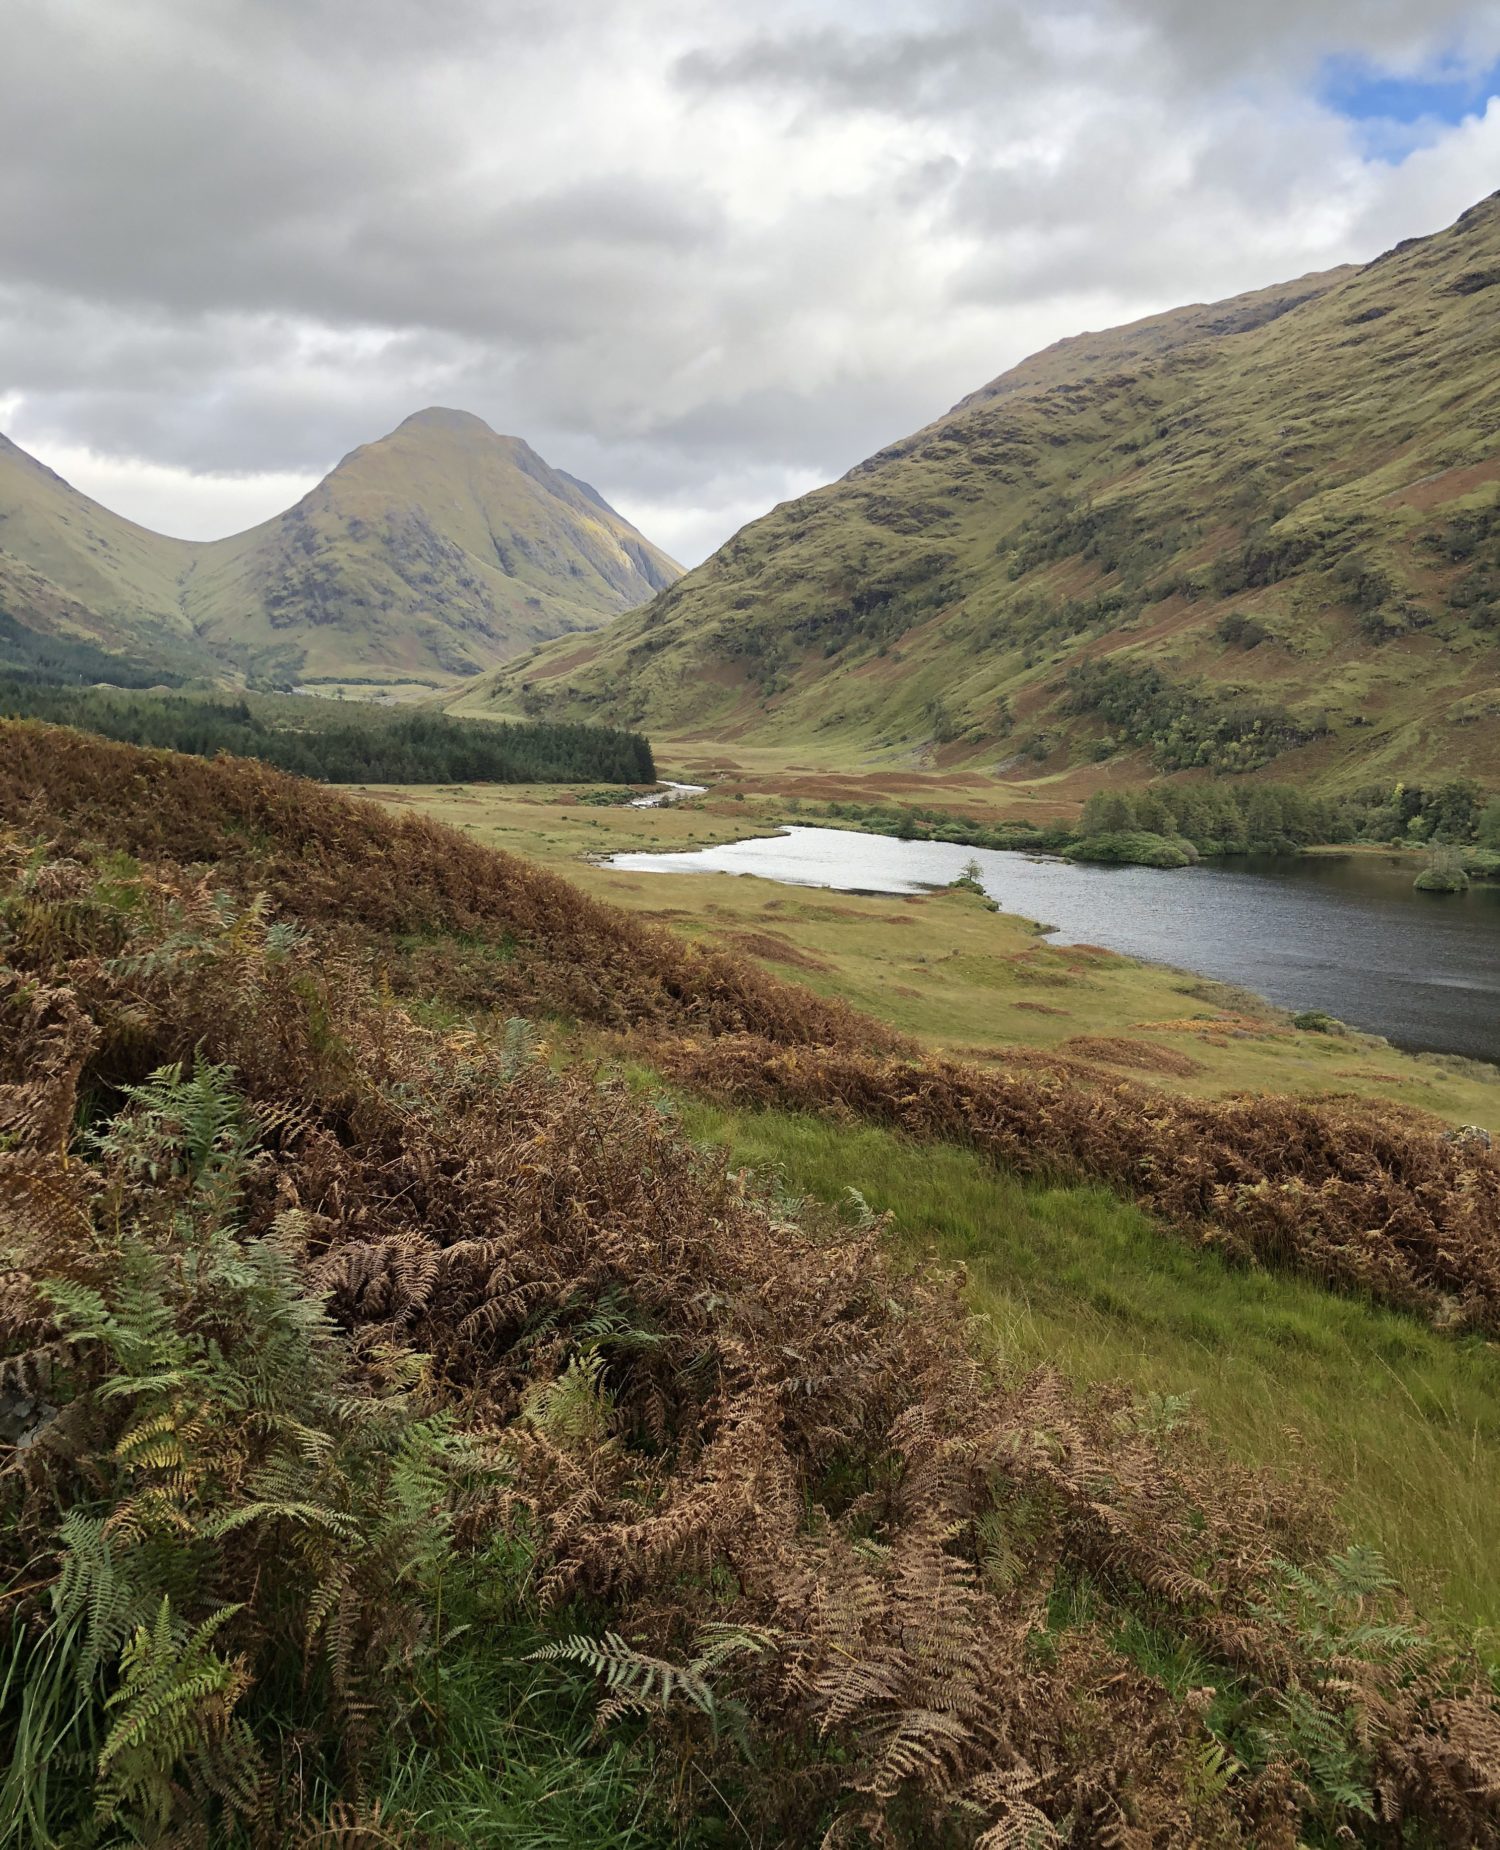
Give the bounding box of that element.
[366,780,1500,1127]
[680,1098,1500,1641]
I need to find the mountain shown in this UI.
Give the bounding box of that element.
[0,409,682,685]
[456,193,1500,790]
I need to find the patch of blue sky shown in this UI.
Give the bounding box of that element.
[1317,53,1500,159]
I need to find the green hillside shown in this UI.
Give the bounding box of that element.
[459,192,1500,792]
[0,410,681,686]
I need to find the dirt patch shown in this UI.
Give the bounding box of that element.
[1061,1034,1206,1077]
[723,930,834,974]
[1013,1001,1071,1016]
[1384,458,1500,510]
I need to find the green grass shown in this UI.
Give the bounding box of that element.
[678,1098,1500,1645]
[379,1639,683,1849]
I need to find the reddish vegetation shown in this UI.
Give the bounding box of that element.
[656,1038,1500,1336]
[5,843,1499,1846]
[1385,456,1500,510]
[7,721,1499,1343]
[0,720,897,1052]
[722,929,834,972]
[1061,1034,1206,1076]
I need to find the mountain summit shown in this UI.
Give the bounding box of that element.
[0,413,682,684]
[462,191,1500,789]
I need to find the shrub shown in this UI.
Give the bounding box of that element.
[1068,829,1196,868]
[1415,848,1471,894]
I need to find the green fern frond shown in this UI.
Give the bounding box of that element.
[522,1352,613,1448]
[95,1598,249,1830]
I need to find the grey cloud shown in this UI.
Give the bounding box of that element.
[675,14,1042,115]
[675,0,1500,123]
[3,0,1499,566]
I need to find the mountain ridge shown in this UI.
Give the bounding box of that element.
[456,192,1500,792]
[0,410,682,685]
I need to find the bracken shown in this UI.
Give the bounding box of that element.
[0,846,1497,1844]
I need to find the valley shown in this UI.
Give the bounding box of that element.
[4,716,1499,1846]
[360,772,1500,1118]
[457,193,1500,795]
[5,145,1500,1850]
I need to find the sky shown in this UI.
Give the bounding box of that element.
[3,1,1499,565]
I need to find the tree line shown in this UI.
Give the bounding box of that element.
[0,609,184,688]
[1078,777,1499,855]
[804,777,1499,867]
[0,679,656,785]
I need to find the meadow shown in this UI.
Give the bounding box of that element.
[679,1100,1500,1638]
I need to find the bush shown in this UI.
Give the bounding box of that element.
[1067,829,1195,868]
[1415,848,1471,894]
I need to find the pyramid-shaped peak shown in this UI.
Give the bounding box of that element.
[395,406,501,438]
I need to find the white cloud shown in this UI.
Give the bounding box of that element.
[1,0,1498,564]
[25,443,319,541]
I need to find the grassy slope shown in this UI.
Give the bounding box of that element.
[0,411,681,685]
[8,725,1499,1662]
[369,774,1500,1627]
[460,191,1500,791]
[682,1100,1500,1636]
[182,410,683,682]
[14,823,1498,1845]
[0,433,200,673]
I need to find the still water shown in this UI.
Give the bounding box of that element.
[606,825,1500,1065]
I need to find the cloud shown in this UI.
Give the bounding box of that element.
[3,0,1499,564]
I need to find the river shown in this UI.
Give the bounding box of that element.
[605,825,1500,1065]
[629,780,709,808]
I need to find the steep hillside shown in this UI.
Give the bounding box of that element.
[462,193,1500,790]
[181,409,682,681]
[0,410,681,685]
[0,433,205,680]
